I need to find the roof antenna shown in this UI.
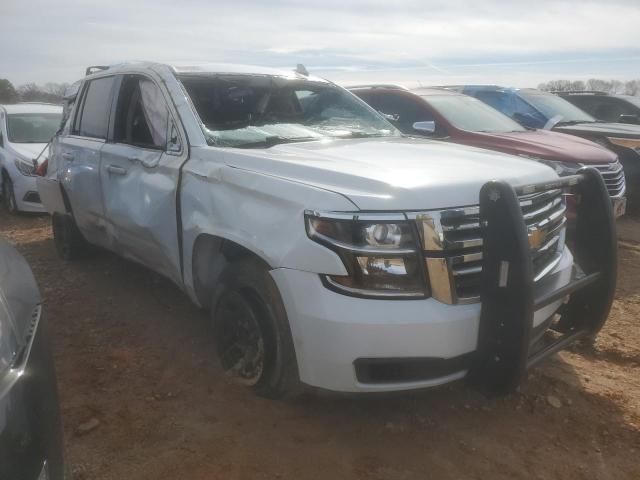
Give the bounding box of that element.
[295,64,309,76]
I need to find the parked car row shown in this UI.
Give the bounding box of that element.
[350,85,627,217]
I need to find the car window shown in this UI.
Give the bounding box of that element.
[74,76,115,139]
[6,113,62,143]
[114,75,169,149]
[471,90,514,116]
[572,97,635,122]
[372,92,434,134]
[424,94,525,133]
[179,75,398,148]
[512,96,547,128]
[517,90,595,124]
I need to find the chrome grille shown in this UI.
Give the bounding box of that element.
[412,189,567,304]
[581,160,625,197]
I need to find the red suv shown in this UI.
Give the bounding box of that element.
[350,86,626,216]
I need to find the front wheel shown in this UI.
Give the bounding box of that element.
[211,258,300,398]
[2,175,18,214]
[52,213,90,260]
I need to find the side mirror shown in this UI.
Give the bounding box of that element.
[618,114,640,125]
[412,121,436,134]
[167,122,182,153]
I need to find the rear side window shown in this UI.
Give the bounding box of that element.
[572,97,635,123]
[74,76,115,139]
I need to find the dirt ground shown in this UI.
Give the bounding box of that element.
[1,209,639,480]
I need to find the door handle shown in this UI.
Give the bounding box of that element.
[106,165,127,176]
[62,152,74,161]
[128,156,142,163]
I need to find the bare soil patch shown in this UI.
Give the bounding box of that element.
[1,210,639,480]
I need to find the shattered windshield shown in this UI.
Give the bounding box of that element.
[179,74,399,148]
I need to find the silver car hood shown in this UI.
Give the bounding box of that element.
[220,137,559,210]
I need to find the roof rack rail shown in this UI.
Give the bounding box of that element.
[346,84,408,91]
[85,65,110,76]
[551,90,608,95]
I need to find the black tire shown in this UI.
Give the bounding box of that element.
[52,213,90,261]
[211,258,300,398]
[2,175,18,214]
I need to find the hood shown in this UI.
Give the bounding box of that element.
[7,142,49,164]
[464,129,617,165]
[554,121,640,139]
[218,137,559,210]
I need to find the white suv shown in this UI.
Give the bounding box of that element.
[0,103,62,213]
[38,63,616,397]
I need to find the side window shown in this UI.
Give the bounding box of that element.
[114,76,169,149]
[591,98,633,122]
[73,76,115,139]
[377,93,435,134]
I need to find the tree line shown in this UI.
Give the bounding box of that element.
[0,78,70,104]
[538,79,640,95]
[2,76,640,104]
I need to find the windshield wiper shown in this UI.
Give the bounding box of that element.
[555,120,593,126]
[235,136,320,149]
[334,131,388,139]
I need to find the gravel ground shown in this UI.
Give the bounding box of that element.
[1,209,639,480]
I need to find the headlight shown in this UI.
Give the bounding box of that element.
[607,137,640,152]
[14,158,37,177]
[539,160,579,176]
[305,212,428,298]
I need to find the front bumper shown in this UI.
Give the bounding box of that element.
[272,247,573,393]
[9,171,44,213]
[0,309,64,480]
[274,169,615,394]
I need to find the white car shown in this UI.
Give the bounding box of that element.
[39,63,616,397]
[0,103,62,213]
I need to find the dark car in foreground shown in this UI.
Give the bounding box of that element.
[350,85,626,216]
[448,85,640,211]
[0,239,64,480]
[555,91,640,125]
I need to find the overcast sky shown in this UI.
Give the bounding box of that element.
[1,0,639,87]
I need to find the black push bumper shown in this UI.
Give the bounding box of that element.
[468,168,617,394]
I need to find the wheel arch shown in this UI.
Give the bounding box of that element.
[191,233,273,308]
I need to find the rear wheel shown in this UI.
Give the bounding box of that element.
[2,175,18,214]
[211,258,300,398]
[52,213,90,260]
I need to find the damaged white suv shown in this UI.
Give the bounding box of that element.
[39,63,617,397]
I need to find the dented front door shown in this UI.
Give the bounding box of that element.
[99,74,184,285]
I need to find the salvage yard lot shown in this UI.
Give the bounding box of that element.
[2,210,640,480]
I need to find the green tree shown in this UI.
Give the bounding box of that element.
[0,79,19,103]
